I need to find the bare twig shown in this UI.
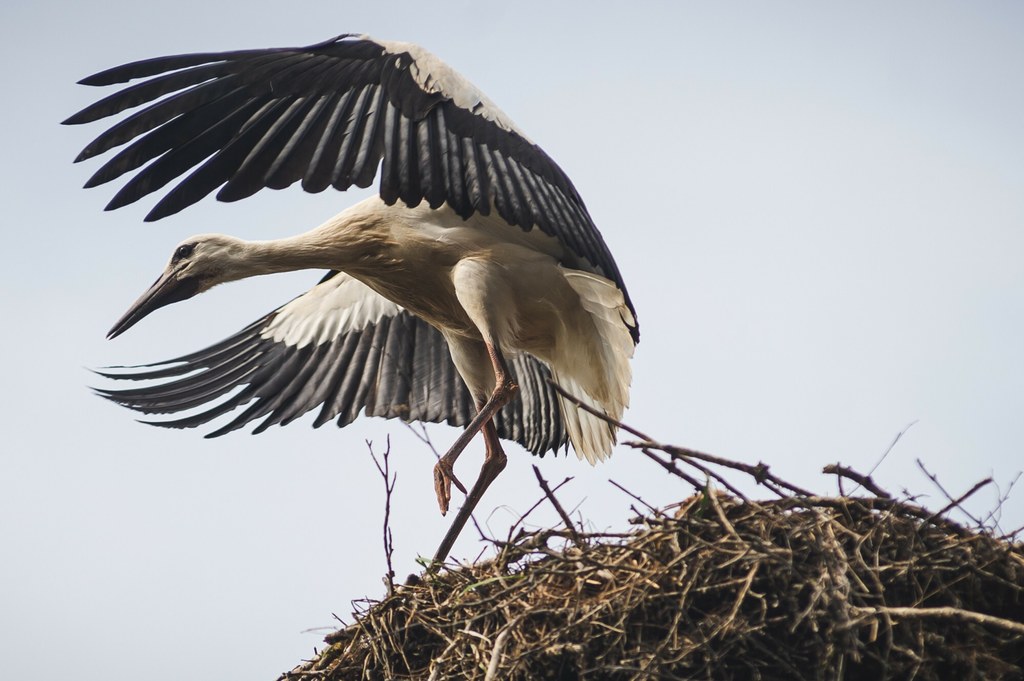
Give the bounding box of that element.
[635,446,705,489]
[823,464,892,499]
[532,466,582,548]
[916,460,984,526]
[706,485,743,543]
[855,421,917,494]
[851,606,1024,636]
[550,379,811,498]
[608,479,658,514]
[505,476,574,542]
[367,437,396,594]
[485,617,521,681]
[635,440,812,498]
[403,421,441,459]
[547,380,654,441]
[927,478,994,524]
[982,471,1022,530]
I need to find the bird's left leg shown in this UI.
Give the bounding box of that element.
[433,341,518,515]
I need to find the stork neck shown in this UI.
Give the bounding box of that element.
[232,213,389,279]
[239,230,348,275]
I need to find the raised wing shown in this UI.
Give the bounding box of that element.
[64,33,637,333]
[94,271,568,455]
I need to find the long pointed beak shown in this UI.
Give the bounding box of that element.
[107,268,201,339]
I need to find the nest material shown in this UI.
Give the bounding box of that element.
[280,491,1024,680]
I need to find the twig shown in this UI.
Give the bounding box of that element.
[706,485,743,543]
[664,449,752,502]
[547,380,654,441]
[927,478,994,524]
[634,440,812,498]
[549,380,811,497]
[916,460,984,526]
[856,421,917,493]
[608,479,658,514]
[851,606,1024,636]
[1000,521,1024,542]
[823,464,892,499]
[506,476,574,541]
[403,421,441,459]
[636,447,704,489]
[982,471,1021,530]
[722,562,760,630]
[367,437,397,594]
[484,618,520,681]
[533,466,583,548]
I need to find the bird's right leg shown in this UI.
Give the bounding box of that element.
[433,341,518,515]
[432,417,508,565]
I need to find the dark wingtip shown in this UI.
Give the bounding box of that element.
[78,67,134,87]
[104,190,134,212]
[77,73,108,86]
[145,194,188,221]
[143,209,164,222]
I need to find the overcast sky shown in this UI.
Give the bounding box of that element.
[3,2,1023,680]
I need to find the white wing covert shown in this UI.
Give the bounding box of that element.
[95,272,569,455]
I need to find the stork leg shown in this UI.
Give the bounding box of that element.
[433,342,518,514]
[431,420,508,565]
[431,342,518,565]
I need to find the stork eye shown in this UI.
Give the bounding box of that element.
[173,243,195,261]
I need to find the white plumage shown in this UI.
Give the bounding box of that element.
[67,33,639,563]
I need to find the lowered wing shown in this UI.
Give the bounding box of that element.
[95,271,568,455]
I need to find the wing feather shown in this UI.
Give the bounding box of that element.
[65,34,637,336]
[96,272,567,455]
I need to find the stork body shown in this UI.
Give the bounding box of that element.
[66,34,638,563]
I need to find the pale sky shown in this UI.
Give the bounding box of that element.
[3,2,1023,680]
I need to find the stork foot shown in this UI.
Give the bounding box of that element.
[433,459,468,516]
[431,445,508,567]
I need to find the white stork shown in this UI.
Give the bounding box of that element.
[65,33,639,564]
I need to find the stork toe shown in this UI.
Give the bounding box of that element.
[433,459,467,515]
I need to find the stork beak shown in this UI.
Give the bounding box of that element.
[107,268,201,339]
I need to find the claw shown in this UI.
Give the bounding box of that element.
[433,459,467,516]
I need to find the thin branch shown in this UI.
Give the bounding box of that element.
[506,476,574,542]
[403,421,441,459]
[636,446,705,489]
[983,471,1022,530]
[634,440,812,498]
[608,479,658,514]
[851,606,1024,636]
[927,477,993,524]
[667,450,752,502]
[548,380,654,441]
[823,463,892,499]
[484,617,521,681]
[549,379,811,497]
[367,437,396,594]
[858,421,917,491]
[916,460,984,526]
[532,466,582,548]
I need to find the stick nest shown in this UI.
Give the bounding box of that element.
[280,489,1024,680]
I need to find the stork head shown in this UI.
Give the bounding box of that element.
[108,234,245,339]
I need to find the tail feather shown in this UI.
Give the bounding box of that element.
[553,269,635,464]
[551,372,617,464]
